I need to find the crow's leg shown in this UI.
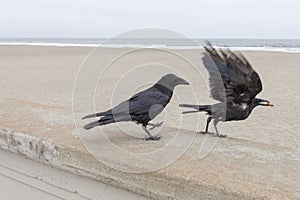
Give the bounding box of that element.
[204,117,211,132]
[213,120,226,137]
[147,121,164,130]
[200,117,214,134]
[142,125,161,141]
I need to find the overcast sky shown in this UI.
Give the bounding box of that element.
[0,0,299,38]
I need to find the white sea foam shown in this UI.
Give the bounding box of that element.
[1,42,300,53]
[0,42,98,47]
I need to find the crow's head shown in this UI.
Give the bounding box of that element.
[156,74,189,90]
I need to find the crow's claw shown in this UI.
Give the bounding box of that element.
[199,131,214,134]
[143,136,161,141]
[213,134,227,138]
[149,121,164,130]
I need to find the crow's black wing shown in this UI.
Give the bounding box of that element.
[202,51,228,102]
[82,87,170,128]
[110,87,170,116]
[203,42,263,104]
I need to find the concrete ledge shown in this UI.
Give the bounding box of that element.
[0,149,149,200]
[0,97,299,200]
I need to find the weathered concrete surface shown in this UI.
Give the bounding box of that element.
[0,97,299,200]
[0,46,300,199]
[0,147,150,200]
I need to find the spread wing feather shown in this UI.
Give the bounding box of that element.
[203,42,262,103]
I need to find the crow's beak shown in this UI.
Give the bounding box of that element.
[258,98,274,107]
[178,78,190,85]
[259,101,274,107]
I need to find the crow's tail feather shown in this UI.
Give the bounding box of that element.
[179,104,211,114]
[182,110,201,114]
[83,115,115,130]
[82,110,111,119]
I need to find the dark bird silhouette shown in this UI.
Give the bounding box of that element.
[179,42,273,137]
[82,74,189,140]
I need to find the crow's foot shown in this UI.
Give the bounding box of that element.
[213,133,227,138]
[199,131,214,135]
[143,136,161,141]
[149,121,164,130]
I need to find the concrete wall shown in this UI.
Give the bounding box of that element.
[0,149,149,200]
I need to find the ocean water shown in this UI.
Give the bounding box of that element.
[0,38,300,53]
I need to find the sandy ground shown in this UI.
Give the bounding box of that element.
[1,45,300,199]
[0,45,299,150]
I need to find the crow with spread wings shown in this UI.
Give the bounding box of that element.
[180,42,273,137]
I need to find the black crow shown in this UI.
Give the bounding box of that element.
[180,42,273,137]
[82,73,189,140]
